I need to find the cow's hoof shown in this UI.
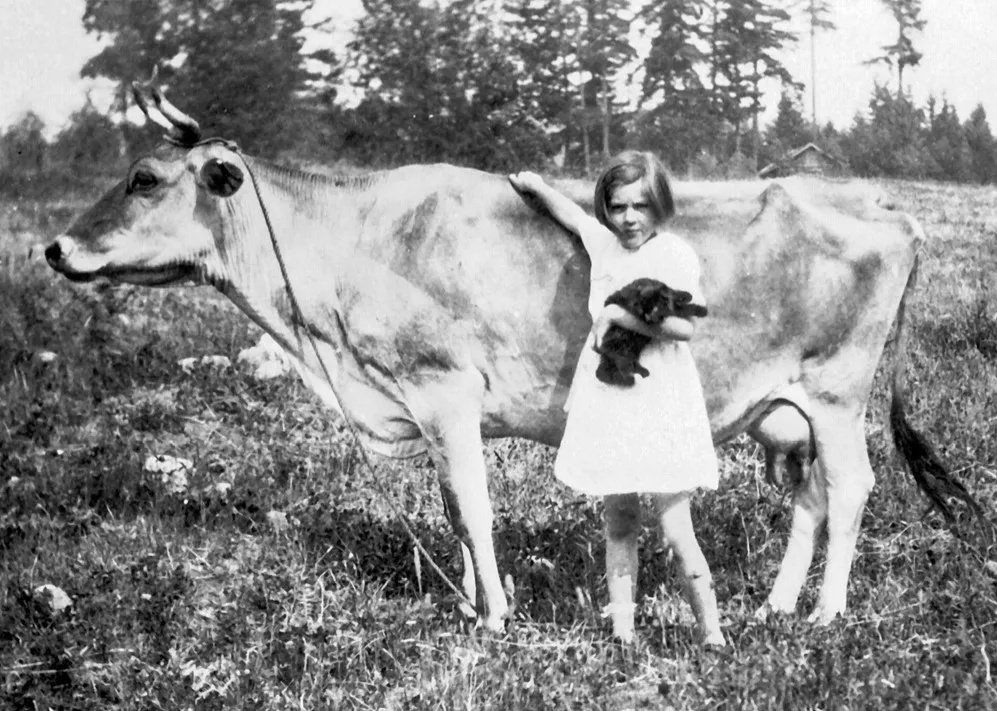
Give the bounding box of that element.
[458,600,477,623]
[604,600,636,643]
[756,596,797,621]
[458,598,508,634]
[806,606,841,626]
[612,624,636,644]
[702,630,727,647]
[476,614,508,634]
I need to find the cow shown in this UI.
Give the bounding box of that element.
[45,84,979,643]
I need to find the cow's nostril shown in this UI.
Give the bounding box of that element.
[44,242,62,264]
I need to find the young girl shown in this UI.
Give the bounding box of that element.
[508,151,724,645]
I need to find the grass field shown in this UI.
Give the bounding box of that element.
[1,178,996,710]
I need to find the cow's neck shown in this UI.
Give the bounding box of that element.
[211,158,373,362]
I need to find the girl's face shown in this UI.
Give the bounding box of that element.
[605,180,656,251]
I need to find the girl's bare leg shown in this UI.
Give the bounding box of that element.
[603,493,641,642]
[653,492,725,646]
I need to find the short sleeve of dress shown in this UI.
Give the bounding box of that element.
[575,215,619,267]
[578,218,629,318]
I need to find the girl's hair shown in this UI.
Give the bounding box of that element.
[593,151,675,231]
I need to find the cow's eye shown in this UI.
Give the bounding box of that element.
[129,171,158,193]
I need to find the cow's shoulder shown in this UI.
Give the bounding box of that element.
[340,163,588,372]
[360,164,581,286]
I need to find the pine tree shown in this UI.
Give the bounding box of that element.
[866,0,925,97]
[347,0,536,170]
[627,0,704,170]
[798,0,835,129]
[762,89,811,167]
[574,0,635,170]
[925,96,972,182]
[170,0,321,156]
[505,0,589,168]
[711,0,799,169]
[964,105,997,184]
[843,84,930,178]
[0,112,47,174]
[635,0,715,172]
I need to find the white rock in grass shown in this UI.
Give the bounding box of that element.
[253,359,290,381]
[34,351,58,364]
[164,468,189,495]
[144,454,193,474]
[33,584,72,614]
[237,334,293,380]
[201,355,232,369]
[208,481,232,498]
[178,355,233,373]
[144,454,193,494]
[266,510,290,533]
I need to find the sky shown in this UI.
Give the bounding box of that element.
[1,0,995,137]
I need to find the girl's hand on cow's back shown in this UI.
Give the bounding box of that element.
[508,171,546,195]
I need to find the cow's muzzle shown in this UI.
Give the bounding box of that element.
[45,238,96,282]
[44,239,65,267]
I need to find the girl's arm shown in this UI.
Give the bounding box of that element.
[593,238,706,348]
[593,304,695,349]
[509,171,598,243]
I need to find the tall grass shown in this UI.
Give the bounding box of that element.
[1,180,995,709]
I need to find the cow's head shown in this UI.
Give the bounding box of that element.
[45,83,247,287]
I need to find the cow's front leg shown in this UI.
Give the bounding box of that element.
[407,373,508,631]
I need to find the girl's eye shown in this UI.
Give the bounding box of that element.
[609,203,647,213]
[129,171,158,193]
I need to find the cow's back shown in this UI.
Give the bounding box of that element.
[342,167,920,445]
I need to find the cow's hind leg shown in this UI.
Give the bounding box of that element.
[749,403,828,618]
[807,406,874,624]
[407,374,508,631]
[760,458,827,617]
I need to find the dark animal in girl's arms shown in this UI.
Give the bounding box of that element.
[595,277,708,387]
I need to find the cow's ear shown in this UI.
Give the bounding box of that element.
[200,159,244,197]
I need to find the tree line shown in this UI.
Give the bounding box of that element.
[2,0,996,186]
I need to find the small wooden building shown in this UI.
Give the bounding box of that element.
[758,142,847,179]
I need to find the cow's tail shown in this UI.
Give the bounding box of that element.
[889,252,985,523]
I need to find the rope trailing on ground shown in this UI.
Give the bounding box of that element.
[234,143,477,613]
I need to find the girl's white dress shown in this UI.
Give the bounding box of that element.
[554,218,719,497]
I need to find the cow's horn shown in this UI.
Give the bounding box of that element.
[130,71,202,147]
[150,86,202,146]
